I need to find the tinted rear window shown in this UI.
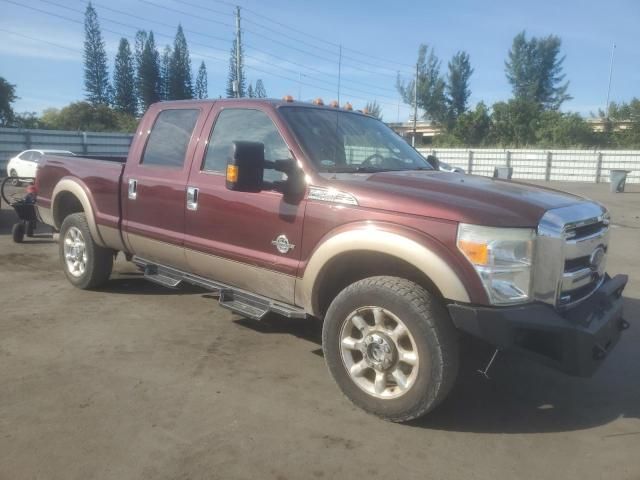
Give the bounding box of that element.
[142,109,200,168]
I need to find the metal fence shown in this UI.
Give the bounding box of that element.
[0,127,133,172]
[1,128,638,184]
[418,148,640,184]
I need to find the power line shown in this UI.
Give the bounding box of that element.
[138,0,233,29]
[45,0,401,99]
[166,0,411,78]
[34,0,230,62]
[0,27,82,54]
[89,0,232,48]
[190,0,415,70]
[2,0,405,108]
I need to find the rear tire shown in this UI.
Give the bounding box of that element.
[59,213,113,289]
[12,223,25,243]
[322,276,459,422]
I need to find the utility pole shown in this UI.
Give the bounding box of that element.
[412,62,418,147]
[605,42,616,118]
[337,44,342,104]
[235,6,241,98]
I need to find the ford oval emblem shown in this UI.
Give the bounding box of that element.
[271,234,295,254]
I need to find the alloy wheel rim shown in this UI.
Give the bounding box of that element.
[63,226,87,278]
[339,306,420,399]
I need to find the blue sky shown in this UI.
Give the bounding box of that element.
[1,0,638,121]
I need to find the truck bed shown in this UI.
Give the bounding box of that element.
[36,154,126,238]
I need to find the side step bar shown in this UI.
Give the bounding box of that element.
[133,257,307,321]
[143,264,182,288]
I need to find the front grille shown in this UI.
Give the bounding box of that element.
[534,203,609,308]
[569,221,606,240]
[558,221,608,307]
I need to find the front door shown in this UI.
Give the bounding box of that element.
[123,105,210,269]
[184,106,306,304]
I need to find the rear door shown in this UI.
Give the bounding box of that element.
[122,104,212,269]
[184,105,306,303]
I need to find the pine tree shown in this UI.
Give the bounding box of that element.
[112,38,137,116]
[194,61,208,99]
[505,31,571,110]
[168,25,194,100]
[396,44,447,124]
[160,45,171,101]
[446,51,473,121]
[134,30,148,113]
[247,83,254,98]
[83,2,111,105]
[226,37,245,98]
[254,79,267,98]
[138,32,161,110]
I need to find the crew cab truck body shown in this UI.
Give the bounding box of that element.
[35,99,629,422]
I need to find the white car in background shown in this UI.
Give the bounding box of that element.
[6,149,75,184]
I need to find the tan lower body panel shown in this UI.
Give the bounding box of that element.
[186,249,295,304]
[127,233,189,271]
[99,226,126,251]
[127,233,295,304]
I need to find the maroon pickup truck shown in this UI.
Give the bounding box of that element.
[35,98,628,422]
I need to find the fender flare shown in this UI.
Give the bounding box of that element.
[297,226,471,316]
[51,178,106,247]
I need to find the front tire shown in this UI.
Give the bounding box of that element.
[59,213,113,289]
[322,276,459,422]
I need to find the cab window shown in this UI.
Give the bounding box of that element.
[142,109,200,168]
[203,108,289,181]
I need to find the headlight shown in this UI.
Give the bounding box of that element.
[457,224,535,305]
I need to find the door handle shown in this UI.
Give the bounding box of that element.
[128,179,137,200]
[186,186,199,211]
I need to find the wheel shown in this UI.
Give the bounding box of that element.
[59,212,113,289]
[9,169,20,186]
[322,276,459,422]
[12,223,25,243]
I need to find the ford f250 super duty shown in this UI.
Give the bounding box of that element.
[35,98,629,422]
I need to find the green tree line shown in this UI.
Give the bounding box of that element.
[395,31,639,149]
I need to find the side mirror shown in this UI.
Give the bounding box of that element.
[226,141,264,192]
[426,155,440,170]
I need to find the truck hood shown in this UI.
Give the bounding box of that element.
[327,171,587,227]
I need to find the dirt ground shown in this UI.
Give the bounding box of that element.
[0,181,639,480]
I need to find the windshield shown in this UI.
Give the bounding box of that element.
[279,106,432,173]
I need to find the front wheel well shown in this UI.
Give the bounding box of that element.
[53,191,84,229]
[314,251,445,317]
